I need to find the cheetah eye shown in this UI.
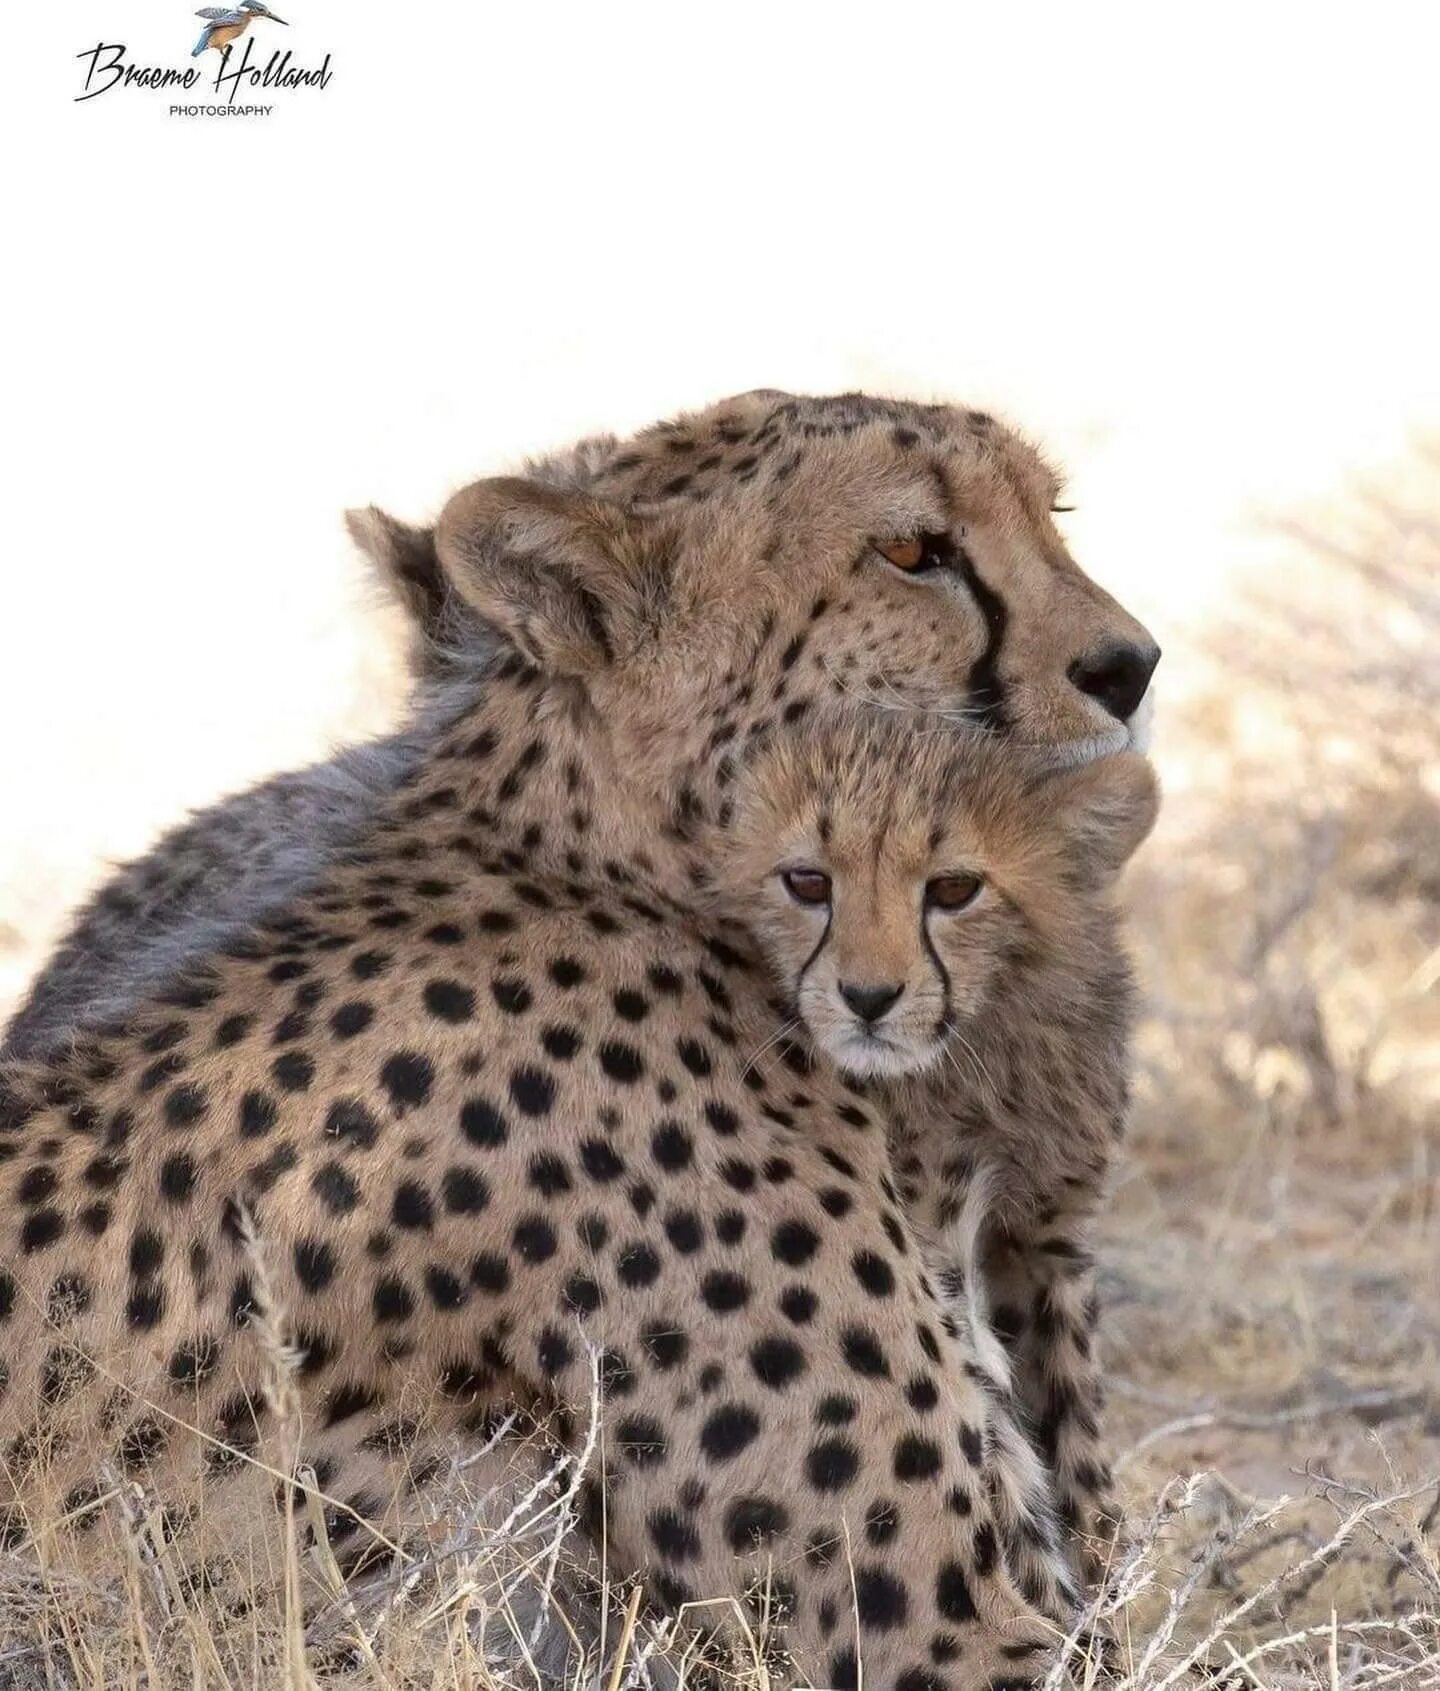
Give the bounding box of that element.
[925,873,983,911]
[875,533,949,574]
[781,868,832,907]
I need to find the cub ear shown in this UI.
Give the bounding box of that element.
[344,506,448,642]
[1045,753,1160,889]
[433,477,652,677]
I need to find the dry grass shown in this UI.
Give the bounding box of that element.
[1,461,1437,1688]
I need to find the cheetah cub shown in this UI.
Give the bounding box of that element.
[717,716,1159,1611]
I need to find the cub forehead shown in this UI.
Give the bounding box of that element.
[734,717,1036,870]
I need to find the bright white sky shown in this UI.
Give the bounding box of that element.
[4,2,1438,1012]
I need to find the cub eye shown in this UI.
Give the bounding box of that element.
[781,868,832,907]
[926,873,983,911]
[876,533,948,573]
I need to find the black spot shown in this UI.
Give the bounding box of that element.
[597,1042,645,1084]
[641,1321,689,1371]
[650,1122,692,1172]
[169,1335,221,1385]
[512,1216,558,1264]
[469,1252,510,1294]
[424,980,476,1023]
[330,1002,374,1039]
[163,1082,208,1129]
[579,1139,625,1182]
[18,1165,57,1205]
[392,1181,434,1229]
[127,1284,165,1330]
[699,1403,761,1462]
[324,1098,381,1150]
[807,1438,860,1491]
[779,1285,818,1324]
[271,1051,314,1093]
[865,1498,900,1546]
[527,1153,572,1197]
[936,1562,976,1623]
[772,1218,820,1266]
[830,1648,860,1691]
[536,1326,574,1377]
[324,1383,379,1427]
[237,1090,277,1139]
[159,1152,197,1203]
[460,1096,508,1148]
[311,1162,361,1216]
[701,1270,749,1313]
[852,1250,895,1297]
[675,1038,712,1078]
[617,1242,662,1288]
[612,989,649,1023]
[563,1273,603,1315]
[21,1209,65,1253]
[380,1052,433,1110]
[841,1327,890,1377]
[725,1495,790,1551]
[893,1433,943,1482]
[509,1067,556,1116]
[548,956,586,988]
[618,1415,668,1467]
[372,1276,414,1323]
[750,1335,806,1389]
[648,1505,700,1564]
[442,1165,489,1214]
[424,1266,467,1311]
[906,1374,940,1412]
[854,1564,908,1632]
[294,1237,337,1292]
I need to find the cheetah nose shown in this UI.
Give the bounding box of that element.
[1068,639,1161,722]
[839,982,904,1025]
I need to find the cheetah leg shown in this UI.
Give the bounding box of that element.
[986,1224,1120,1596]
[940,1173,1079,1625]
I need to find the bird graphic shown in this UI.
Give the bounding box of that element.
[192,2,288,57]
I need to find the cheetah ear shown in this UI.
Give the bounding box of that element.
[1045,753,1160,889]
[344,506,448,642]
[433,476,655,677]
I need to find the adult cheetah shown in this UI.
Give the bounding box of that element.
[1,392,1159,1688]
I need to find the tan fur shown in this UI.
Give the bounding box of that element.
[715,719,1158,1607]
[1,393,1160,1689]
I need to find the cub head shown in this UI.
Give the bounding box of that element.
[715,720,1159,1078]
[363,392,1158,791]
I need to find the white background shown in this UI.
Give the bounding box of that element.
[4,2,1439,1012]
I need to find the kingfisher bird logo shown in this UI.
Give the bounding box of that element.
[74,3,332,115]
[192,3,288,57]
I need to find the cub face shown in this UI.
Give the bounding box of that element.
[717,720,1159,1079]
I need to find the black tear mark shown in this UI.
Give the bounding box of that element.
[940,536,1009,730]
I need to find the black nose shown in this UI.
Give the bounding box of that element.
[839,982,904,1025]
[1068,640,1161,722]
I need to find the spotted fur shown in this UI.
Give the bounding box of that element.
[1,393,1159,1688]
[718,718,1159,1604]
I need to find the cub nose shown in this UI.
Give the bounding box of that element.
[839,982,904,1025]
[1068,639,1161,722]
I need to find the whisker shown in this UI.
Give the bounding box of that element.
[741,1017,804,1082]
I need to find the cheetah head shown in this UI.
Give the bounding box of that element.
[713,718,1159,1078]
[356,391,1159,795]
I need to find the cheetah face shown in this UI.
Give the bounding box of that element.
[717,718,1160,1080]
[588,393,1161,769]
[421,393,1160,788]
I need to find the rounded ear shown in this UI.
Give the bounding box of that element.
[1044,753,1160,889]
[433,476,660,677]
[344,506,447,640]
